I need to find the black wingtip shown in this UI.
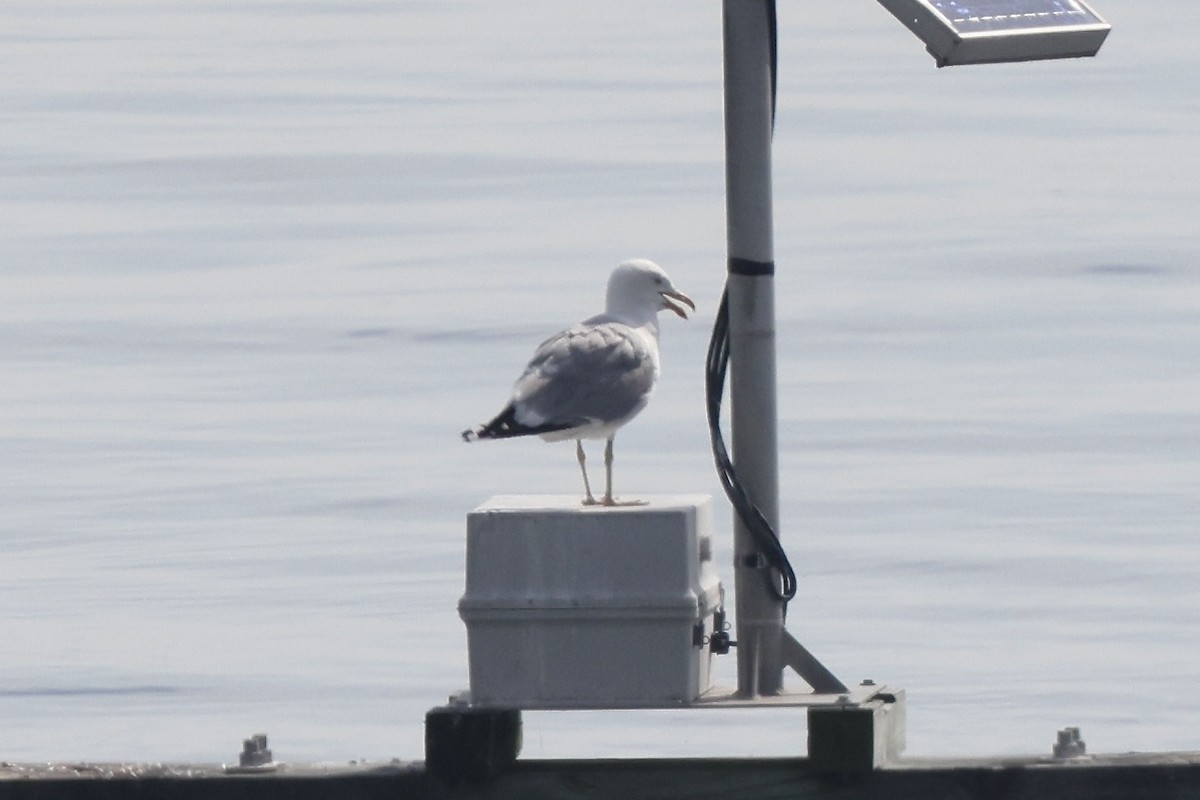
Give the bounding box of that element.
[465,404,575,441]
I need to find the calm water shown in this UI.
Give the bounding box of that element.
[1,0,1197,763]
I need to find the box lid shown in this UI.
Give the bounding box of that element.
[460,494,721,612]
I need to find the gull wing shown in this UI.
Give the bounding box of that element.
[511,321,658,431]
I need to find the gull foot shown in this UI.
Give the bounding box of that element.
[600,497,648,507]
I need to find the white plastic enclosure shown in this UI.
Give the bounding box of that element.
[460,495,723,709]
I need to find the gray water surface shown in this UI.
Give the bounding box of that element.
[1,0,1197,763]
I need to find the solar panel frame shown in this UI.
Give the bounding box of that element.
[876,0,1111,66]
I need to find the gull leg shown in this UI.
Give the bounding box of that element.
[602,437,647,507]
[577,439,598,505]
[602,437,616,506]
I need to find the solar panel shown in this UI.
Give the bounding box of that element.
[876,0,1110,66]
[930,0,1107,33]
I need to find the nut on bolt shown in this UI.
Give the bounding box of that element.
[240,733,274,767]
[1053,727,1086,758]
[222,732,278,775]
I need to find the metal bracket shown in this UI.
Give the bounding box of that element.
[780,629,848,694]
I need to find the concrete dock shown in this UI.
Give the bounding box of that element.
[5,752,1200,800]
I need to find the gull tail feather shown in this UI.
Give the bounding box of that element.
[462,404,575,442]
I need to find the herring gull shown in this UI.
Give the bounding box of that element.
[462,258,694,506]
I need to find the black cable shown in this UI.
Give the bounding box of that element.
[705,289,797,604]
[707,0,796,605]
[767,0,777,130]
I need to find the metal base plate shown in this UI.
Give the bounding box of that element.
[449,682,893,712]
[691,683,888,709]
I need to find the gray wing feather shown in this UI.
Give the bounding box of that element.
[511,322,657,428]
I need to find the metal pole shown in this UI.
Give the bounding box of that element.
[722,0,785,696]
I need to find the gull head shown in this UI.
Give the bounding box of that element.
[606,258,695,323]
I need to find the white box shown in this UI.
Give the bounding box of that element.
[459,495,723,709]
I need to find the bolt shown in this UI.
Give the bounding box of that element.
[239,733,273,767]
[1052,727,1086,758]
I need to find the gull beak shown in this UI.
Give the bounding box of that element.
[660,289,696,320]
